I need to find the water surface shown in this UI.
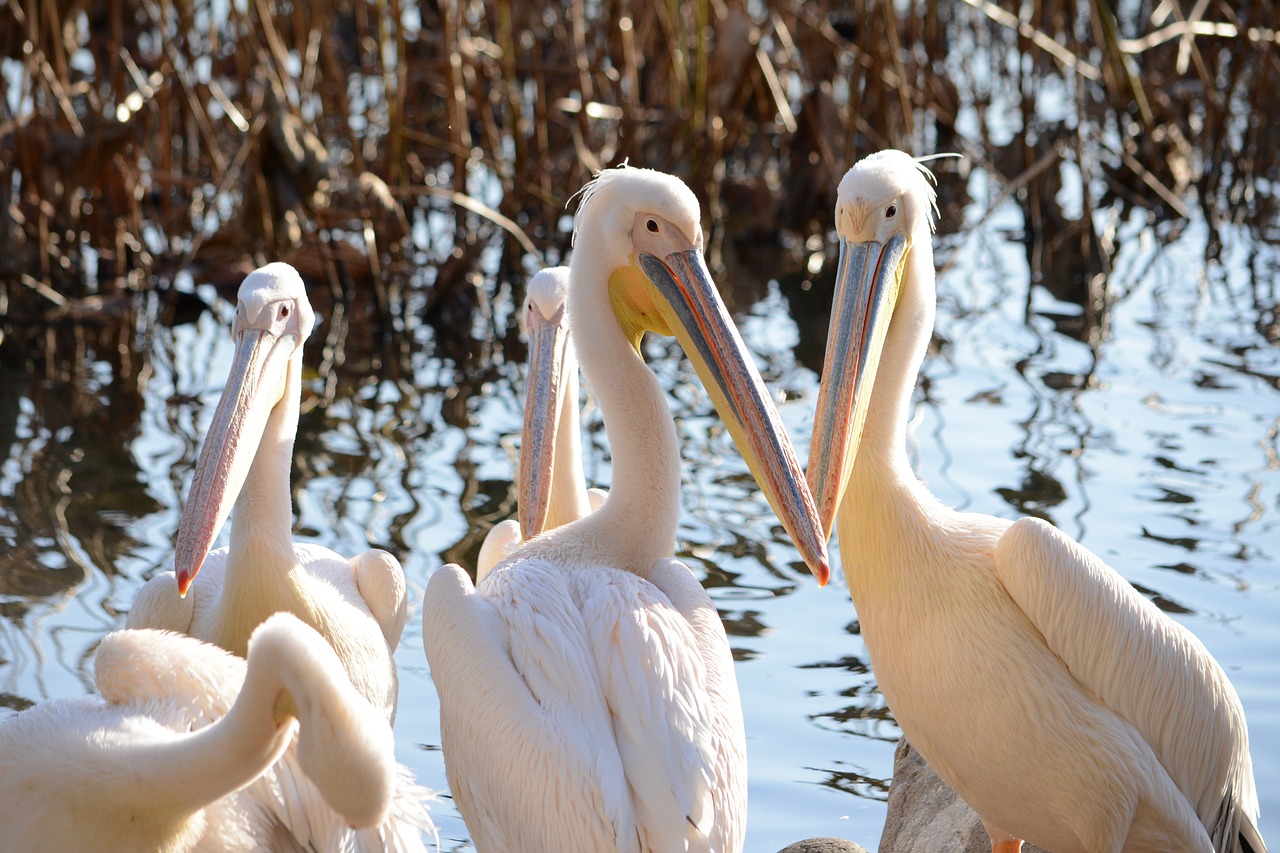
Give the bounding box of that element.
[1,159,1275,850]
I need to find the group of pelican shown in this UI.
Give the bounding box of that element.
[0,154,1266,853]
[1,262,433,851]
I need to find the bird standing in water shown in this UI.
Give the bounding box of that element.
[130,263,407,721]
[129,263,432,850]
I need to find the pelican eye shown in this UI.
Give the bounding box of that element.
[885,204,898,219]
[280,304,290,318]
[646,219,659,233]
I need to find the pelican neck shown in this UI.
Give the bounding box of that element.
[545,343,593,530]
[567,260,681,570]
[849,236,937,489]
[227,356,303,579]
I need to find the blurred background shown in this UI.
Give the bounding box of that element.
[1,0,1276,849]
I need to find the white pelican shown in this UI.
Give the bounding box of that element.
[478,266,606,577]
[806,149,1266,853]
[0,613,397,852]
[424,166,830,853]
[128,262,407,724]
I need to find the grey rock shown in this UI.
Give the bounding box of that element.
[879,738,1048,853]
[778,838,871,853]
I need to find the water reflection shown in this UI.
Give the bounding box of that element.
[0,206,1276,848]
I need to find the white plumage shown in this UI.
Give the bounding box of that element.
[0,613,401,852]
[806,149,1266,853]
[478,266,606,578]
[129,262,406,720]
[128,263,432,850]
[425,167,829,853]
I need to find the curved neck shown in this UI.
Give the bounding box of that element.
[110,664,293,819]
[108,620,387,826]
[566,258,680,573]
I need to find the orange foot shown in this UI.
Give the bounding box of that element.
[991,840,1023,853]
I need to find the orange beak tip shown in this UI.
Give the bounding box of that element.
[816,560,831,587]
[176,571,193,598]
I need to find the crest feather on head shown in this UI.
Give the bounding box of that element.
[846,150,956,234]
[567,162,702,247]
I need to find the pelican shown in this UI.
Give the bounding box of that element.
[0,613,398,852]
[128,264,432,849]
[478,266,606,577]
[806,149,1266,853]
[424,166,829,853]
[129,262,407,724]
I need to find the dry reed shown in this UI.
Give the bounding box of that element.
[0,0,1275,376]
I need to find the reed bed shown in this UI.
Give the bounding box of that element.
[0,0,1276,381]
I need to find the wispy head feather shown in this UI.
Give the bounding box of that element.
[568,160,632,247]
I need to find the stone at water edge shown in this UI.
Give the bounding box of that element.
[878,738,1048,853]
[778,838,871,853]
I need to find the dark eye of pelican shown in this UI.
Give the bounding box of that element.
[885,204,898,219]
[280,304,290,318]
[646,219,659,233]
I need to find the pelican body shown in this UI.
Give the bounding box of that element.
[807,150,1266,853]
[128,264,432,850]
[425,167,829,853]
[129,263,407,723]
[0,613,396,852]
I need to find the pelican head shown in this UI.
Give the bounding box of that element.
[174,263,315,595]
[808,150,938,538]
[573,166,830,584]
[518,266,575,540]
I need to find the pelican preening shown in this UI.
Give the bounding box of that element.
[477,266,606,578]
[127,263,433,850]
[806,150,1266,853]
[129,262,407,723]
[425,167,829,852]
[0,614,397,852]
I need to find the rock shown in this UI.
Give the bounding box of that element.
[778,838,871,853]
[879,738,1048,853]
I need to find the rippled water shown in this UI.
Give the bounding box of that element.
[0,166,1276,852]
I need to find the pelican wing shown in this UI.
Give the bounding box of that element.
[125,564,433,853]
[423,561,640,853]
[477,519,523,580]
[127,555,227,635]
[350,548,409,650]
[646,558,746,853]
[994,517,1264,852]
[99,615,239,722]
[574,563,722,853]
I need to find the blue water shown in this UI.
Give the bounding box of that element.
[0,171,1275,853]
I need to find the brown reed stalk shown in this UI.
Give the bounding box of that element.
[0,0,1274,381]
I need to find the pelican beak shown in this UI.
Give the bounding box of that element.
[518,298,570,540]
[807,234,910,539]
[617,213,830,585]
[173,323,296,596]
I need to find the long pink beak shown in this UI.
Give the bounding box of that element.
[807,233,910,540]
[174,327,288,595]
[635,241,831,586]
[518,298,571,541]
